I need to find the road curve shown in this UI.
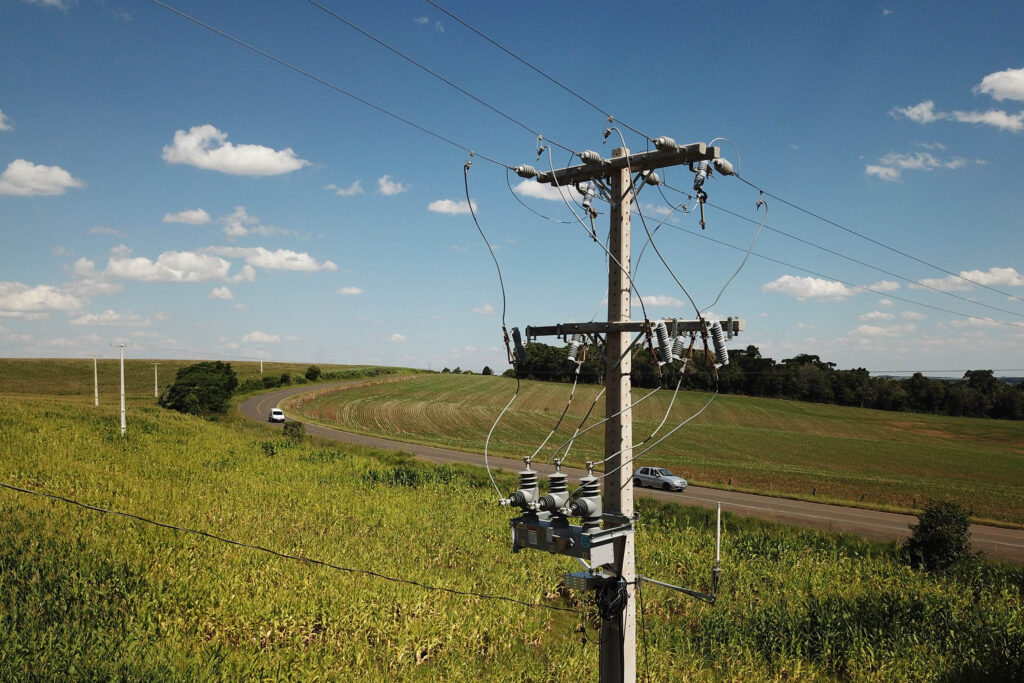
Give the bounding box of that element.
[240,382,1024,565]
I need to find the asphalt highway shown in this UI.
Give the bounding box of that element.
[240,381,1024,565]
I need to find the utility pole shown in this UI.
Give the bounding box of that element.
[507,140,743,683]
[89,354,101,406]
[259,349,264,374]
[111,343,132,436]
[152,362,161,398]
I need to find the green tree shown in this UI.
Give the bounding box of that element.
[158,361,238,417]
[305,365,322,381]
[481,366,493,375]
[903,500,972,572]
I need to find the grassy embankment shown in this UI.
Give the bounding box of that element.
[285,374,1024,527]
[0,390,1021,680]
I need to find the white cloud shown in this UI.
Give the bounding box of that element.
[762,275,855,301]
[891,97,1024,133]
[23,0,69,8]
[377,175,407,195]
[901,311,927,321]
[865,165,901,182]
[472,303,494,315]
[866,280,901,292]
[974,67,1024,102]
[70,310,151,327]
[89,226,126,237]
[949,109,1024,133]
[635,295,686,308]
[878,299,894,307]
[388,333,407,342]
[428,199,476,215]
[208,286,234,300]
[909,266,1024,292]
[859,311,895,321]
[337,286,363,296]
[163,208,211,225]
[326,181,364,197]
[891,100,944,124]
[74,251,237,284]
[0,282,84,318]
[865,152,967,181]
[216,206,287,237]
[413,16,429,24]
[0,109,13,131]
[855,323,916,338]
[0,159,84,196]
[162,124,309,176]
[206,246,337,272]
[513,180,584,202]
[243,331,281,344]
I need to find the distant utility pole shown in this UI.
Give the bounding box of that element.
[510,142,744,682]
[259,349,264,374]
[89,354,101,406]
[110,343,132,436]
[152,362,161,398]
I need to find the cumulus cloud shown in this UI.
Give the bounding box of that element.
[472,303,494,315]
[243,330,280,344]
[901,311,927,320]
[513,180,584,202]
[73,251,236,284]
[865,151,968,181]
[762,275,855,301]
[855,323,916,338]
[0,281,84,318]
[217,206,287,237]
[859,311,895,321]
[208,286,234,300]
[878,299,894,307]
[89,226,126,237]
[388,333,408,342]
[909,266,1024,292]
[162,124,309,176]
[891,100,944,124]
[337,286,363,296]
[70,309,151,327]
[974,67,1024,102]
[205,246,337,272]
[428,199,476,215]
[326,181,363,196]
[0,159,84,196]
[377,175,407,195]
[867,280,901,292]
[0,109,13,131]
[163,208,211,225]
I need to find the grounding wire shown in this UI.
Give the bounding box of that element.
[0,481,583,615]
[303,0,578,157]
[506,168,574,224]
[529,363,583,462]
[464,162,516,500]
[423,0,652,141]
[701,198,768,313]
[734,173,1024,306]
[148,0,510,170]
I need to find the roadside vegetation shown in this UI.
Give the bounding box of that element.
[285,374,1024,526]
[0,393,1021,680]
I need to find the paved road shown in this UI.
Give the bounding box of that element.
[240,382,1024,565]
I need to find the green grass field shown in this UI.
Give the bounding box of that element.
[1,392,1021,680]
[284,374,1024,526]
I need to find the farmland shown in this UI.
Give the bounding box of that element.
[284,374,1024,526]
[0,361,1022,680]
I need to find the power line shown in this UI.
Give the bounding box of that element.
[147,0,510,169]
[303,0,578,156]
[423,0,652,141]
[0,480,584,616]
[734,174,1024,306]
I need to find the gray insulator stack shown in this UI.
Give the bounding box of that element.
[710,320,729,366]
[653,321,672,366]
[538,470,570,513]
[507,464,538,510]
[671,335,687,362]
[567,334,584,363]
[569,476,603,532]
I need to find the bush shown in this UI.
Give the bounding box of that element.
[158,361,238,417]
[305,365,322,381]
[482,366,493,375]
[903,500,972,572]
[282,420,305,439]
[280,373,292,386]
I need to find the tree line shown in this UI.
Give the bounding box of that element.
[503,342,1024,420]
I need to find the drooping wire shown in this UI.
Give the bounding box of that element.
[702,198,768,313]
[505,168,574,224]
[529,361,583,462]
[303,0,578,157]
[423,0,652,141]
[734,173,1024,306]
[464,161,516,499]
[0,481,583,615]
[147,0,510,170]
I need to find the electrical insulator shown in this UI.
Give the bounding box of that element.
[580,150,605,165]
[511,327,528,366]
[568,475,602,531]
[671,334,687,362]
[503,458,538,510]
[653,320,673,366]
[567,333,584,363]
[644,171,661,186]
[653,136,678,151]
[537,467,570,514]
[710,320,729,366]
[514,164,538,179]
[712,158,734,176]
[694,161,711,192]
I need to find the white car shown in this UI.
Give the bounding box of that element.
[268,408,286,423]
[634,466,687,492]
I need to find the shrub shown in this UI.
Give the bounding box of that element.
[280,373,292,386]
[903,500,972,572]
[305,365,322,381]
[482,366,493,375]
[282,420,305,439]
[157,361,238,417]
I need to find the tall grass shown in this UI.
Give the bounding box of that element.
[1,395,1021,680]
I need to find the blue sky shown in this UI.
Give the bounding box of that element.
[2,0,1023,376]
